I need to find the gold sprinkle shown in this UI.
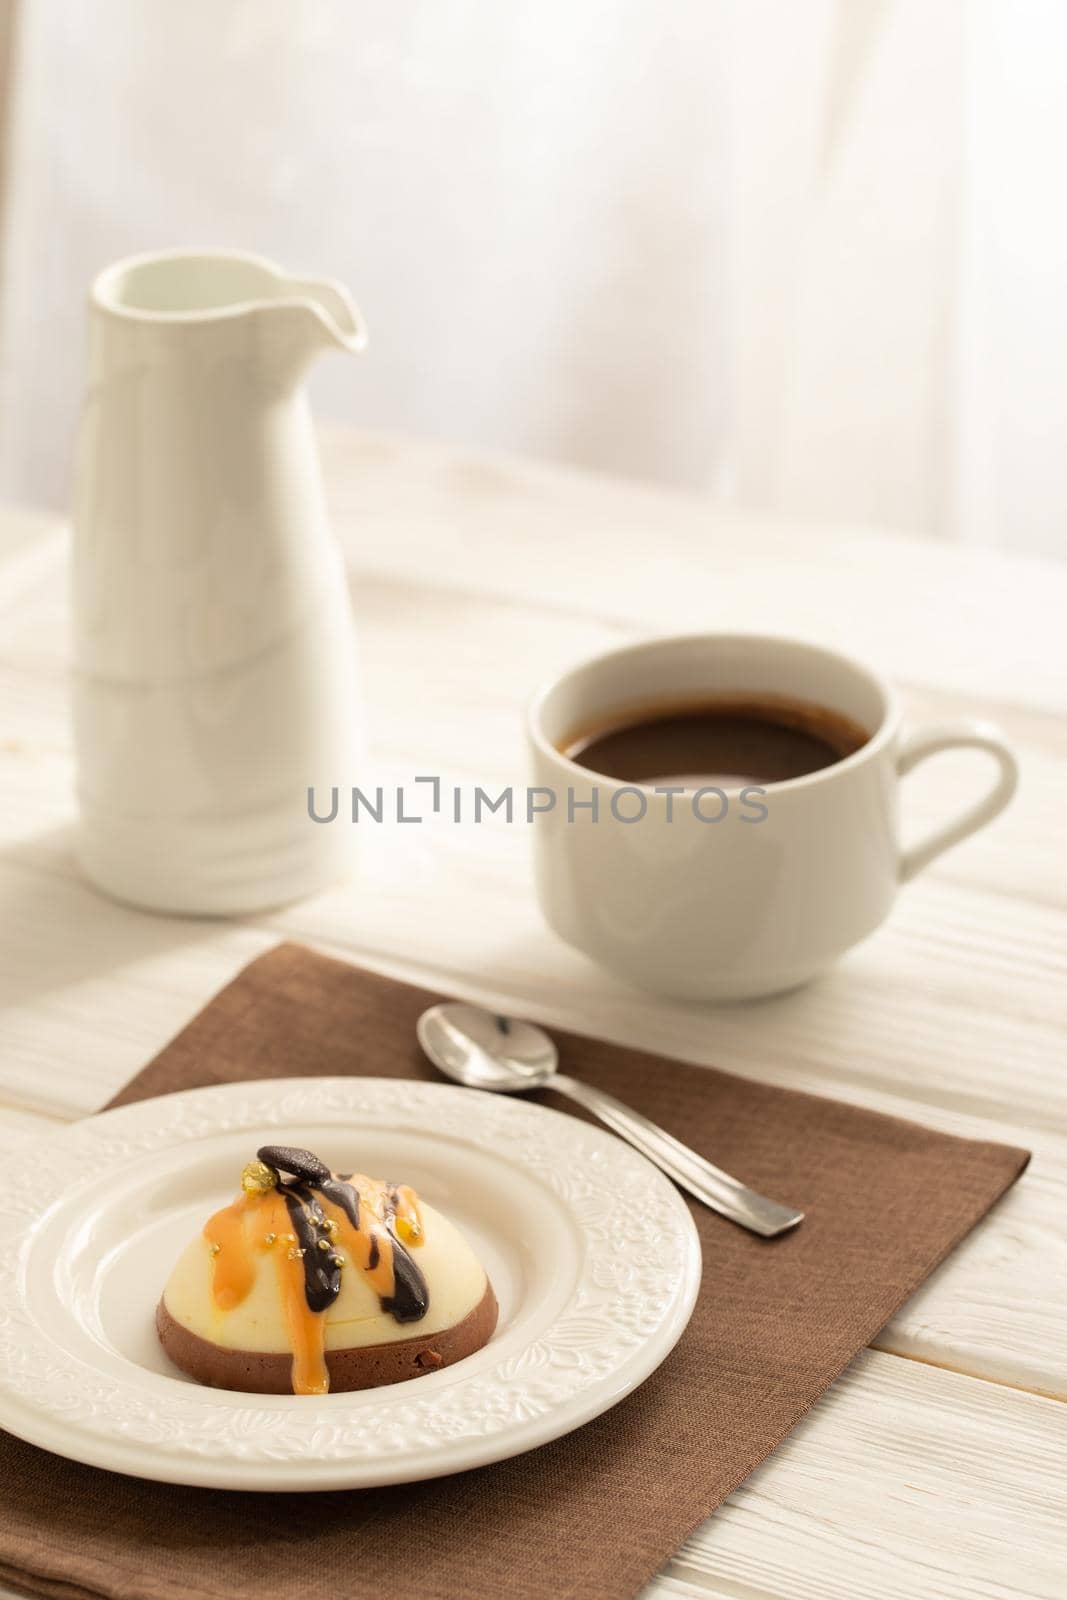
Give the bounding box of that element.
[317,1238,331,1251]
[264,1233,276,1246]
[208,1241,221,1256]
[240,1159,278,1195]
[285,1233,296,1244]
[324,1218,339,1235]
[287,1246,305,1260]
[334,1254,346,1268]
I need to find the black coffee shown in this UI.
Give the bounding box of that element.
[561,695,870,787]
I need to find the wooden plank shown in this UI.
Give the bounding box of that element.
[874,1129,1067,1399]
[0,779,1062,1138]
[655,1350,1066,1600]
[319,428,1067,715]
[1,552,1062,914]
[6,427,1067,724]
[0,861,275,1118]
[0,508,60,591]
[0,1101,60,1155]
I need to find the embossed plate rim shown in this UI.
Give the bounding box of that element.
[0,1077,702,1489]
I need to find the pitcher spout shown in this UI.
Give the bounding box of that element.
[284,276,367,356]
[260,274,367,388]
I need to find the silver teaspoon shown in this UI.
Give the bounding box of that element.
[416,1002,803,1238]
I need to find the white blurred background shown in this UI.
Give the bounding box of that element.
[0,0,1064,557]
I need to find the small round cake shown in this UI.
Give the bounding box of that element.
[156,1144,497,1395]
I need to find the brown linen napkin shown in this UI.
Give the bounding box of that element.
[0,943,1029,1600]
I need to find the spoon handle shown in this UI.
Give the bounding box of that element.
[550,1073,803,1238]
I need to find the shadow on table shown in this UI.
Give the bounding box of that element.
[0,823,224,1010]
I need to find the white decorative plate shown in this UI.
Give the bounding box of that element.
[0,1077,701,1490]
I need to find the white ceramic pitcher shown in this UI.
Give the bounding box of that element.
[71,249,365,914]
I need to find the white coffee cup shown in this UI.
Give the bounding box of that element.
[526,634,1018,1000]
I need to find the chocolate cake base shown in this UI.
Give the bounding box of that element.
[156,1280,498,1394]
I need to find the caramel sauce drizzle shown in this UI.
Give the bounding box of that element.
[202,1150,427,1397]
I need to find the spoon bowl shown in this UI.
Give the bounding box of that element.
[417,1004,557,1092]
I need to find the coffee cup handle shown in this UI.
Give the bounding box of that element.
[897,721,1018,883]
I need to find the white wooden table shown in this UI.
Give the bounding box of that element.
[1,430,1064,1599]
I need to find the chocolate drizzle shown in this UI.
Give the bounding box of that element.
[381,1239,431,1323]
[281,1184,344,1313]
[255,1146,429,1324]
[319,1174,361,1231]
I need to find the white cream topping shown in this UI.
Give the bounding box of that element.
[163,1198,487,1352]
